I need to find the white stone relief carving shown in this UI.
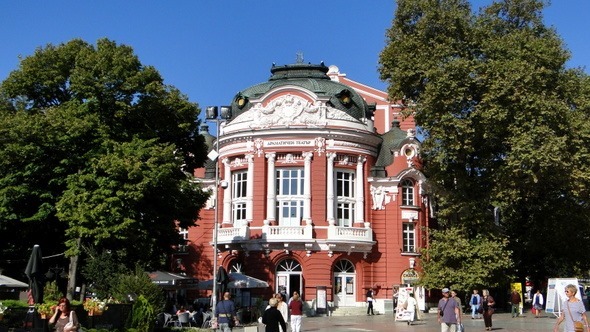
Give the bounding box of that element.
[204,184,216,209]
[230,94,358,129]
[315,137,325,155]
[254,138,264,156]
[370,185,386,210]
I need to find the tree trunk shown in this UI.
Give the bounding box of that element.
[66,238,81,301]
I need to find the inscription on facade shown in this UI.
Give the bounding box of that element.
[264,140,315,147]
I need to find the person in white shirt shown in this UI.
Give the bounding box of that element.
[532,289,544,318]
[405,293,418,326]
[276,293,288,332]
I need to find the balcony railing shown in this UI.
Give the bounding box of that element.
[327,225,372,242]
[214,223,373,245]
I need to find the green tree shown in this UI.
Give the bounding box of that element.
[419,228,513,291]
[380,0,590,285]
[111,265,165,312]
[0,38,208,297]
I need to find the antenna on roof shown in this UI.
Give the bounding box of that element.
[296,51,304,63]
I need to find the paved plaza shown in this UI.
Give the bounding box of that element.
[238,312,562,331]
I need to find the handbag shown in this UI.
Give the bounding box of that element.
[456,323,465,332]
[566,301,584,332]
[63,311,78,332]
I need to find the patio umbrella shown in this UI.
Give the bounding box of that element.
[0,274,29,288]
[217,266,229,296]
[148,271,198,290]
[198,272,269,289]
[24,244,44,304]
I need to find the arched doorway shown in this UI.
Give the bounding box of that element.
[333,259,356,307]
[276,259,302,300]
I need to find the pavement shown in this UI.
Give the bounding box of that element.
[237,312,560,331]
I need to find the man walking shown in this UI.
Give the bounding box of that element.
[438,288,461,332]
[510,290,521,318]
[469,289,481,319]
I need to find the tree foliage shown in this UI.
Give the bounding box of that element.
[0,38,208,276]
[420,227,513,291]
[380,0,590,285]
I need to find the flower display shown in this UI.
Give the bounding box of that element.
[35,302,56,318]
[83,298,108,315]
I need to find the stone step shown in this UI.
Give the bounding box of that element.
[330,306,376,316]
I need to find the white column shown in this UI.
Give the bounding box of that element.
[222,158,231,224]
[246,154,254,224]
[303,152,313,222]
[355,156,366,224]
[326,153,336,224]
[266,153,276,223]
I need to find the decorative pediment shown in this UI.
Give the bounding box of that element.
[231,94,358,129]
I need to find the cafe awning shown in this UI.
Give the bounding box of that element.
[0,274,29,289]
[148,271,198,289]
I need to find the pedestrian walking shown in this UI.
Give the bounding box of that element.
[366,288,374,316]
[438,287,461,332]
[481,289,495,331]
[469,289,481,319]
[553,284,588,332]
[510,289,521,318]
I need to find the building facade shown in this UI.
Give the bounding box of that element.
[181,62,430,312]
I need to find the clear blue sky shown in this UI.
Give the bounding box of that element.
[1,1,588,119]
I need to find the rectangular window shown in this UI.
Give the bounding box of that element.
[335,170,355,227]
[232,171,247,223]
[403,223,415,253]
[276,168,304,226]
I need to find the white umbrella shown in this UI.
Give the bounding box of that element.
[0,274,29,288]
[148,271,198,289]
[198,272,269,289]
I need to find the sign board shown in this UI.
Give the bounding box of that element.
[395,286,414,321]
[316,286,327,315]
[546,278,582,316]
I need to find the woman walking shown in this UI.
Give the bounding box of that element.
[553,284,588,332]
[481,289,495,331]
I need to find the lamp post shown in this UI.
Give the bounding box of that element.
[205,106,231,316]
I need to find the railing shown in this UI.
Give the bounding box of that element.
[217,226,250,242]
[327,225,372,242]
[264,225,311,240]
[215,224,372,243]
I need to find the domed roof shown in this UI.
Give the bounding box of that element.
[225,62,371,122]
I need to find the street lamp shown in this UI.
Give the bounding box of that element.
[205,106,231,316]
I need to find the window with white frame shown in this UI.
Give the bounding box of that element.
[401,178,415,206]
[402,222,415,253]
[232,171,247,223]
[276,168,304,226]
[336,169,355,227]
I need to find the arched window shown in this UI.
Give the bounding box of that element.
[277,259,302,272]
[333,259,355,273]
[401,179,414,206]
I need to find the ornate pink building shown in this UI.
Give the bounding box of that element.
[181,62,430,314]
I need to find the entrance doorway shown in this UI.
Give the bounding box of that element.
[333,260,356,307]
[276,259,302,300]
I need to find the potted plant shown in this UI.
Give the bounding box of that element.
[35,302,57,319]
[0,301,7,320]
[83,298,108,316]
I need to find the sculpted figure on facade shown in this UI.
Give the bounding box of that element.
[232,94,359,129]
[371,185,386,210]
